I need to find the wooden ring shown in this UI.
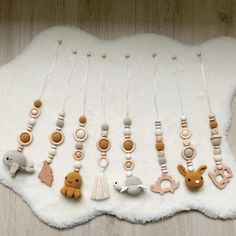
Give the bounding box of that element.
[73,150,84,160]
[98,157,109,168]
[122,138,135,153]
[181,146,196,160]
[73,127,88,142]
[123,160,134,170]
[18,131,32,146]
[50,131,64,146]
[180,128,191,139]
[29,107,40,118]
[97,138,111,152]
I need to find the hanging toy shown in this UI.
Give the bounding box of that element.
[172,55,207,190]
[2,40,62,177]
[60,53,91,199]
[38,50,77,187]
[91,54,111,201]
[149,53,179,195]
[197,52,233,189]
[113,54,146,196]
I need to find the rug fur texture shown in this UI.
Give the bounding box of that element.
[0,27,236,228]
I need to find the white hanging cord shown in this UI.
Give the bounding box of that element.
[172,56,185,117]
[61,50,77,112]
[38,39,62,100]
[152,52,159,120]
[197,52,213,114]
[124,54,131,118]
[101,54,107,122]
[82,53,91,116]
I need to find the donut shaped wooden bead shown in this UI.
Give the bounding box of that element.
[50,131,64,145]
[122,139,135,153]
[156,141,164,151]
[210,120,218,129]
[182,146,196,160]
[18,131,32,146]
[98,157,109,168]
[73,150,84,160]
[123,160,134,171]
[30,107,40,118]
[97,138,111,152]
[180,128,191,139]
[34,100,42,108]
[74,127,88,142]
[79,116,86,124]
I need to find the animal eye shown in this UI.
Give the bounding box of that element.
[115,182,117,184]
[188,178,191,182]
[201,177,203,180]
[65,176,67,179]
[76,179,79,182]
[6,157,9,160]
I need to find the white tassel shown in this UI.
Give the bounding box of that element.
[91,172,110,200]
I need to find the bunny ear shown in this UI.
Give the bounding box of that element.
[197,165,207,174]
[177,164,187,176]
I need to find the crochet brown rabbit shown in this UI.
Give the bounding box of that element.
[177,165,207,190]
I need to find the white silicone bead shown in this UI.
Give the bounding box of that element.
[46,158,52,164]
[126,153,132,159]
[28,118,36,126]
[155,129,162,136]
[77,129,85,139]
[188,165,194,171]
[126,171,132,177]
[124,128,131,136]
[214,155,222,162]
[74,161,82,169]
[48,148,56,156]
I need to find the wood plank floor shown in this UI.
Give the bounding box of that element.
[0,1,236,235]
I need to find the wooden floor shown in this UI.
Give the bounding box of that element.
[1,1,236,235]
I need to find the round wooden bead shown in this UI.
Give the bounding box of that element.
[210,120,218,129]
[74,127,88,142]
[18,131,32,146]
[97,138,111,151]
[123,160,134,170]
[50,131,64,145]
[156,141,164,151]
[79,116,86,124]
[73,150,84,160]
[34,100,42,108]
[122,139,135,153]
[30,107,40,118]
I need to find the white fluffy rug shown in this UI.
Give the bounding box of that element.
[0,27,236,228]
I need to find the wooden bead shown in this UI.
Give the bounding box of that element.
[79,116,86,124]
[34,100,42,108]
[156,141,164,151]
[18,131,32,146]
[210,120,218,129]
[73,150,84,160]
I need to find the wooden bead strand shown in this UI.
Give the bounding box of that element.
[38,50,77,187]
[113,55,146,196]
[91,54,111,201]
[197,53,233,189]
[150,53,179,195]
[173,56,207,191]
[2,40,62,177]
[60,53,91,199]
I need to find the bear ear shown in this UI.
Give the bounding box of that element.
[177,164,187,176]
[197,165,207,174]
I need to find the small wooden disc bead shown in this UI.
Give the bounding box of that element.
[18,131,32,146]
[156,141,164,151]
[79,116,86,124]
[123,160,134,171]
[34,100,42,108]
[73,150,84,160]
[97,138,111,151]
[122,139,135,153]
[50,131,64,145]
[210,120,218,129]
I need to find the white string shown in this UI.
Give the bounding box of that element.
[61,51,77,112]
[152,54,159,120]
[101,56,107,122]
[173,57,185,117]
[125,56,131,118]
[38,41,61,100]
[197,53,213,114]
[82,54,91,116]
